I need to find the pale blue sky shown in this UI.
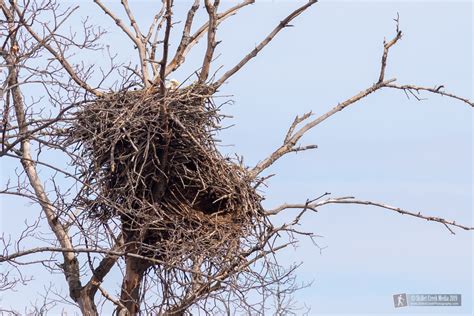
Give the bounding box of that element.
[0,1,472,315]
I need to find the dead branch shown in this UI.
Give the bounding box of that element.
[1,2,471,315]
[94,0,150,86]
[199,0,220,83]
[164,0,255,77]
[214,0,318,88]
[378,13,402,83]
[164,0,199,76]
[385,83,474,107]
[250,16,471,177]
[158,0,173,94]
[267,196,473,234]
[251,78,395,177]
[4,1,102,97]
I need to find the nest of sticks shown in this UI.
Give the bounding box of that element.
[67,83,264,261]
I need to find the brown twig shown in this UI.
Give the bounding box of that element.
[159,0,173,94]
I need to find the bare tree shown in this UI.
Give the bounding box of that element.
[0,1,472,315]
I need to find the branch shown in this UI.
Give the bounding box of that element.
[164,0,255,77]
[94,0,150,86]
[378,13,402,83]
[7,2,102,97]
[251,17,472,177]
[199,0,220,83]
[121,0,151,86]
[4,40,84,306]
[0,246,169,269]
[158,0,173,94]
[250,78,395,177]
[385,83,473,107]
[267,196,473,234]
[214,0,318,88]
[84,235,124,297]
[164,0,199,76]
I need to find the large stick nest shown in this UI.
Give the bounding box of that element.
[67,83,264,261]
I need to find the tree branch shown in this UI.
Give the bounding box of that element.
[94,0,150,86]
[158,0,173,94]
[164,0,255,77]
[267,196,473,234]
[250,78,395,177]
[385,83,473,107]
[214,0,317,88]
[198,0,220,83]
[7,2,102,97]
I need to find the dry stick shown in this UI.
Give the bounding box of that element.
[94,0,150,86]
[251,78,395,177]
[378,14,402,83]
[159,0,173,95]
[121,0,151,86]
[97,285,127,311]
[385,83,473,107]
[267,197,473,233]
[0,245,213,277]
[214,0,318,88]
[163,0,199,78]
[0,102,79,157]
[164,0,255,77]
[146,7,166,77]
[253,19,412,177]
[145,7,164,44]
[199,0,220,83]
[6,2,102,97]
[0,247,154,264]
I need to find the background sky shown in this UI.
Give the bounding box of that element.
[0,1,472,315]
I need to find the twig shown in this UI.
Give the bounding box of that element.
[159,0,173,94]
[385,83,473,107]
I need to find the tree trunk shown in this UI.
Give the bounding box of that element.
[118,256,150,315]
[77,290,99,316]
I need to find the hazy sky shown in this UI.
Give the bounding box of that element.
[0,1,472,315]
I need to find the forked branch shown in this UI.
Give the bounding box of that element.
[94,0,151,86]
[251,18,472,177]
[164,0,255,77]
